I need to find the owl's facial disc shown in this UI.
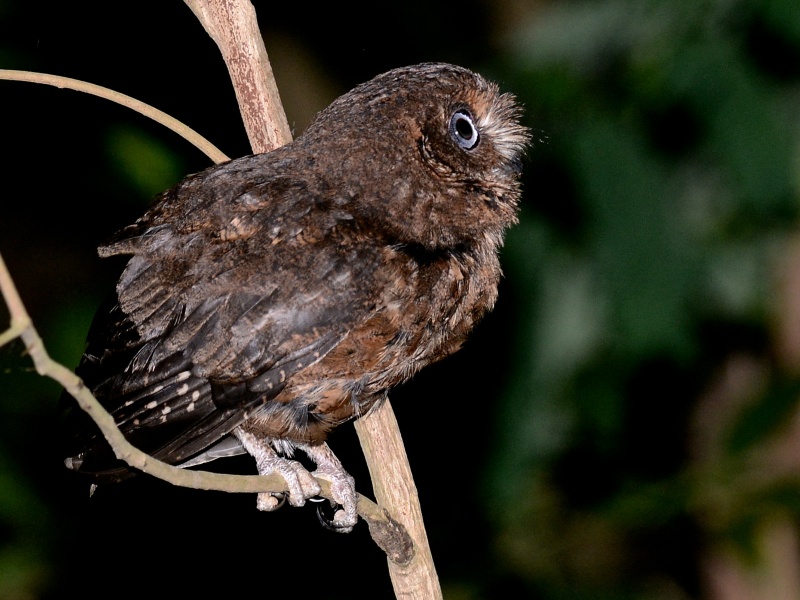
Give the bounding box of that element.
[449,109,480,150]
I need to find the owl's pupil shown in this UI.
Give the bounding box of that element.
[455,117,473,139]
[449,110,479,150]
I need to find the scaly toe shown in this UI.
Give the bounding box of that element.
[256,492,285,512]
[314,471,358,530]
[278,460,321,507]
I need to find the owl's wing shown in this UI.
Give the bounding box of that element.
[62,157,384,481]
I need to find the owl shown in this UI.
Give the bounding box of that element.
[62,62,529,531]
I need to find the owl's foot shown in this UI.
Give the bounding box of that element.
[302,442,358,532]
[233,428,321,511]
[233,429,358,530]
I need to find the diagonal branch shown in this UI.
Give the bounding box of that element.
[182,0,441,593]
[0,250,411,561]
[184,0,291,153]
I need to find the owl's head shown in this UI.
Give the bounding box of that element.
[300,63,531,251]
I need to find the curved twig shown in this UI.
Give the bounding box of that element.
[0,69,230,165]
[0,251,410,561]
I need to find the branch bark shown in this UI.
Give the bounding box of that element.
[355,406,443,597]
[182,0,441,596]
[184,0,291,153]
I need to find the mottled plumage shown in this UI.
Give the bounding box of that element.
[62,62,529,530]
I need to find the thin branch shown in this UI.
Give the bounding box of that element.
[0,69,230,165]
[0,251,409,558]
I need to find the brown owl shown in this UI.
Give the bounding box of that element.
[62,62,529,531]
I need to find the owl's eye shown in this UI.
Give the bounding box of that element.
[449,110,480,150]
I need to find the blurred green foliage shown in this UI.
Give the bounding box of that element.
[1,0,800,598]
[104,125,188,199]
[486,0,800,597]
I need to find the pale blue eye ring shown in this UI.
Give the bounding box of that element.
[449,110,480,150]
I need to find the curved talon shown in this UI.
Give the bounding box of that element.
[316,501,351,533]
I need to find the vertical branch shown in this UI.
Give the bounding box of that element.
[182,1,442,596]
[185,0,291,152]
[355,405,443,599]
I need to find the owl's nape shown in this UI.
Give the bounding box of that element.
[61,62,529,529]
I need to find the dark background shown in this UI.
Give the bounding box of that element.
[2,1,800,598]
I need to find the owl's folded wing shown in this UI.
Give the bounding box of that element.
[61,166,384,480]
